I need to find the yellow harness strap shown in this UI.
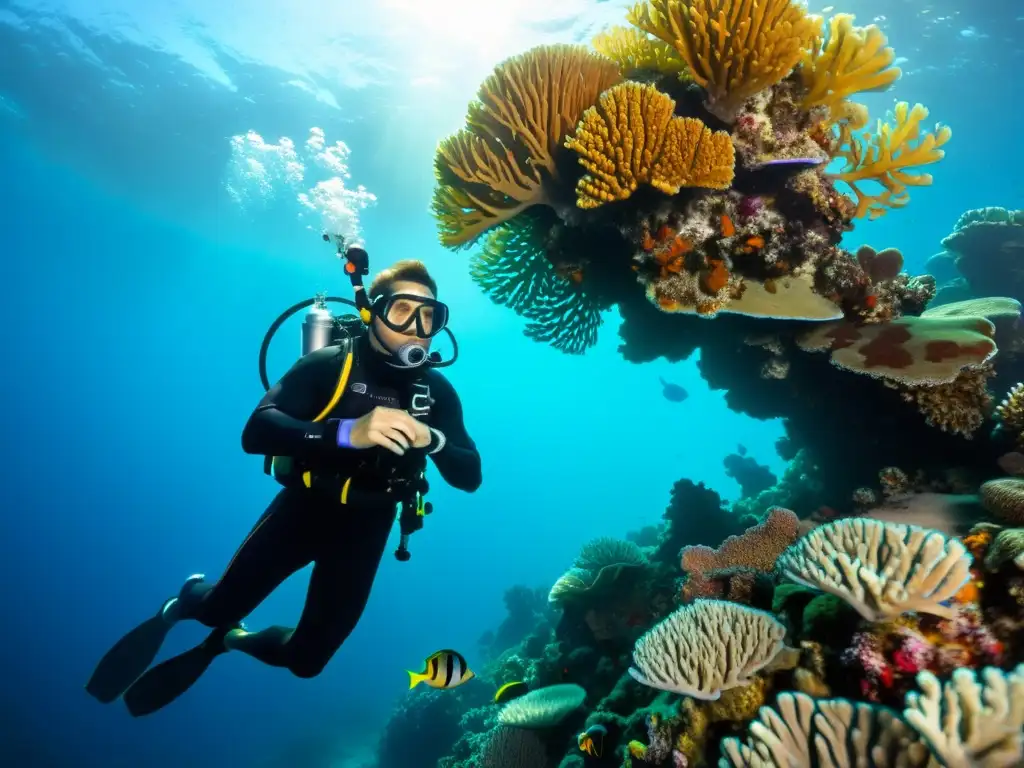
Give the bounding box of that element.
[285,347,355,491]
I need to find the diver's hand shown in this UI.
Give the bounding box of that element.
[349,407,426,456]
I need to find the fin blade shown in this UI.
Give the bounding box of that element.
[407,670,424,689]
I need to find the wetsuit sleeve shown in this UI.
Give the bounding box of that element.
[241,347,346,460]
[424,372,482,492]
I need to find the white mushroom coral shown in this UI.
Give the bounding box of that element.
[775,518,973,621]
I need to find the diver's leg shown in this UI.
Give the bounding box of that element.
[178,487,316,628]
[120,488,317,716]
[225,501,396,678]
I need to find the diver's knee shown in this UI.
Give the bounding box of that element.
[287,657,329,679]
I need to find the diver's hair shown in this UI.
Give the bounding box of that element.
[369,259,438,298]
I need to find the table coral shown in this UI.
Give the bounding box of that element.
[796,314,998,385]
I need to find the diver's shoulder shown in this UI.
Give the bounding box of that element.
[294,344,348,374]
[422,367,454,389]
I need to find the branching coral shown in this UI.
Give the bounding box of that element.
[719,665,1024,767]
[432,44,622,247]
[776,518,974,621]
[628,599,789,700]
[903,665,1024,767]
[828,101,952,220]
[591,26,690,77]
[797,315,998,386]
[564,82,735,209]
[627,0,822,120]
[798,14,901,117]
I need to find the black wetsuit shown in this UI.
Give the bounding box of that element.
[180,334,481,678]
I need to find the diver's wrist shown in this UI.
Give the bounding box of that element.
[427,428,446,454]
[335,419,357,449]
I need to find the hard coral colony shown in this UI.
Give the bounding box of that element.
[367,0,1024,766]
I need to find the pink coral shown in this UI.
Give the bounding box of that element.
[841,604,1004,704]
[891,628,934,673]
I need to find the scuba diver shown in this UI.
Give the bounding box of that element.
[86,242,482,716]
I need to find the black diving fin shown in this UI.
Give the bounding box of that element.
[85,599,177,704]
[122,626,233,717]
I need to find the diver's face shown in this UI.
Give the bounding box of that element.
[372,280,436,355]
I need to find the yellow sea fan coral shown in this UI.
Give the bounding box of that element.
[829,101,952,220]
[799,14,901,115]
[627,0,822,120]
[564,82,735,208]
[591,26,689,77]
[432,44,622,247]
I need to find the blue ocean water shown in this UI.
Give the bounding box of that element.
[0,0,1020,765]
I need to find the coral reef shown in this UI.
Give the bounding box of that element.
[378,460,1024,768]
[368,1,1024,765]
[428,0,1020,530]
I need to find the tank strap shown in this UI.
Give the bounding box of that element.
[312,340,355,423]
[265,340,354,477]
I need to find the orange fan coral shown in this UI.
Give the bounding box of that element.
[628,0,822,120]
[564,82,735,209]
[432,44,622,247]
[828,101,952,220]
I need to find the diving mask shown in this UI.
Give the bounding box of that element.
[372,293,450,339]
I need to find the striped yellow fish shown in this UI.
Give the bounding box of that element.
[408,649,475,690]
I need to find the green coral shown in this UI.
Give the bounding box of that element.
[470,213,605,355]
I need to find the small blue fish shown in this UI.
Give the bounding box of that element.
[659,377,688,402]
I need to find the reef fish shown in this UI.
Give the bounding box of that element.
[578,724,607,757]
[659,377,688,402]
[408,649,475,690]
[494,680,529,704]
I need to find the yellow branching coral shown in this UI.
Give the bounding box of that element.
[432,44,622,248]
[799,14,901,116]
[627,0,822,120]
[564,82,735,209]
[829,101,952,219]
[591,26,690,77]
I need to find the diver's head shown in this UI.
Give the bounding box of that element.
[367,260,448,369]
